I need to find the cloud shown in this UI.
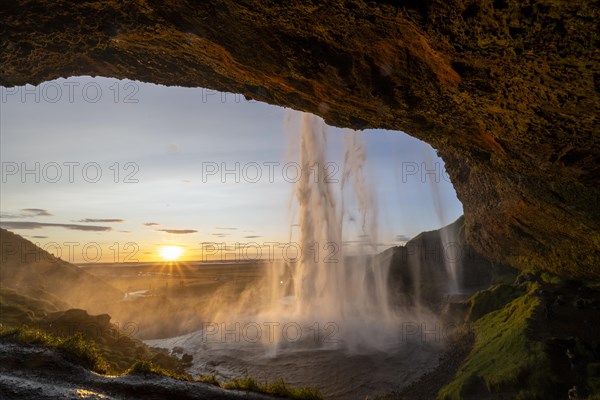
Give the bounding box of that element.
[215,227,237,230]
[244,235,262,239]
[0,221,111,232]
[211,233,228,237]
[1,208,53,219]
[77,218,125,223]
[395,234,412,242]
[156,229,197,234]
[21,208,53,216]
[31,235,48,239]
[144,222,160,226]
[0,213,20,219]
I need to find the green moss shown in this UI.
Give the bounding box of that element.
[60,332,109,373]
[223,376,261,392]
[466,284,525,322]
[223,376,323,400]
[439,283,553,399]
[195,374,220,386]
[124,369,323,399]
[0,326,59,346]
[127,360,191,381]
[0,315,184,376]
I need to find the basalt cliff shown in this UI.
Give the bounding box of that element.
[1,0,598,277]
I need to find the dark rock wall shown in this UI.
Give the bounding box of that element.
[383,216,515,308]
[1,1,598,277]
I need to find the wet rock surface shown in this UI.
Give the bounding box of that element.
[0,343,276,400]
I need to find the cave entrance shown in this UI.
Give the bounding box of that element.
[0,76,463,263]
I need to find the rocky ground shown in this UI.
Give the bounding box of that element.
[387,331,475,400]
[0,343,275,400]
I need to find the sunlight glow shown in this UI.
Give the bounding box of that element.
[158,245,184,261]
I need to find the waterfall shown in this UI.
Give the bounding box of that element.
[424,148,460,295]
[203,110,439,353]
[264,110,399,351]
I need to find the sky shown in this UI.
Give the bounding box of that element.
[0,76,462,263]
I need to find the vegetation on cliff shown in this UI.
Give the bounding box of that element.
[439,271,600,399]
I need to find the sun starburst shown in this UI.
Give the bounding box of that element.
[158,245,184,261]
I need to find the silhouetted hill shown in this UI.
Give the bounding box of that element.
[0,228,123,314]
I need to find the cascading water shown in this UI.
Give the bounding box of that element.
[424,148,461,295]
[263,110,399,351]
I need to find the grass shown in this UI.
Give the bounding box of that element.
[223,376,323,400]
[465,283,525,322]
[127,362,323,399]
[438,282,553,399]
[195,374,220,386]
[0,324,188,379]
[127,359,192,381]
[0,326,109,374]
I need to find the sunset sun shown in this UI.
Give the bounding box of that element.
[158,246,184,261]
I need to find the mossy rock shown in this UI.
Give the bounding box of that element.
[466,283,526,322]
[439,283,554,399]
